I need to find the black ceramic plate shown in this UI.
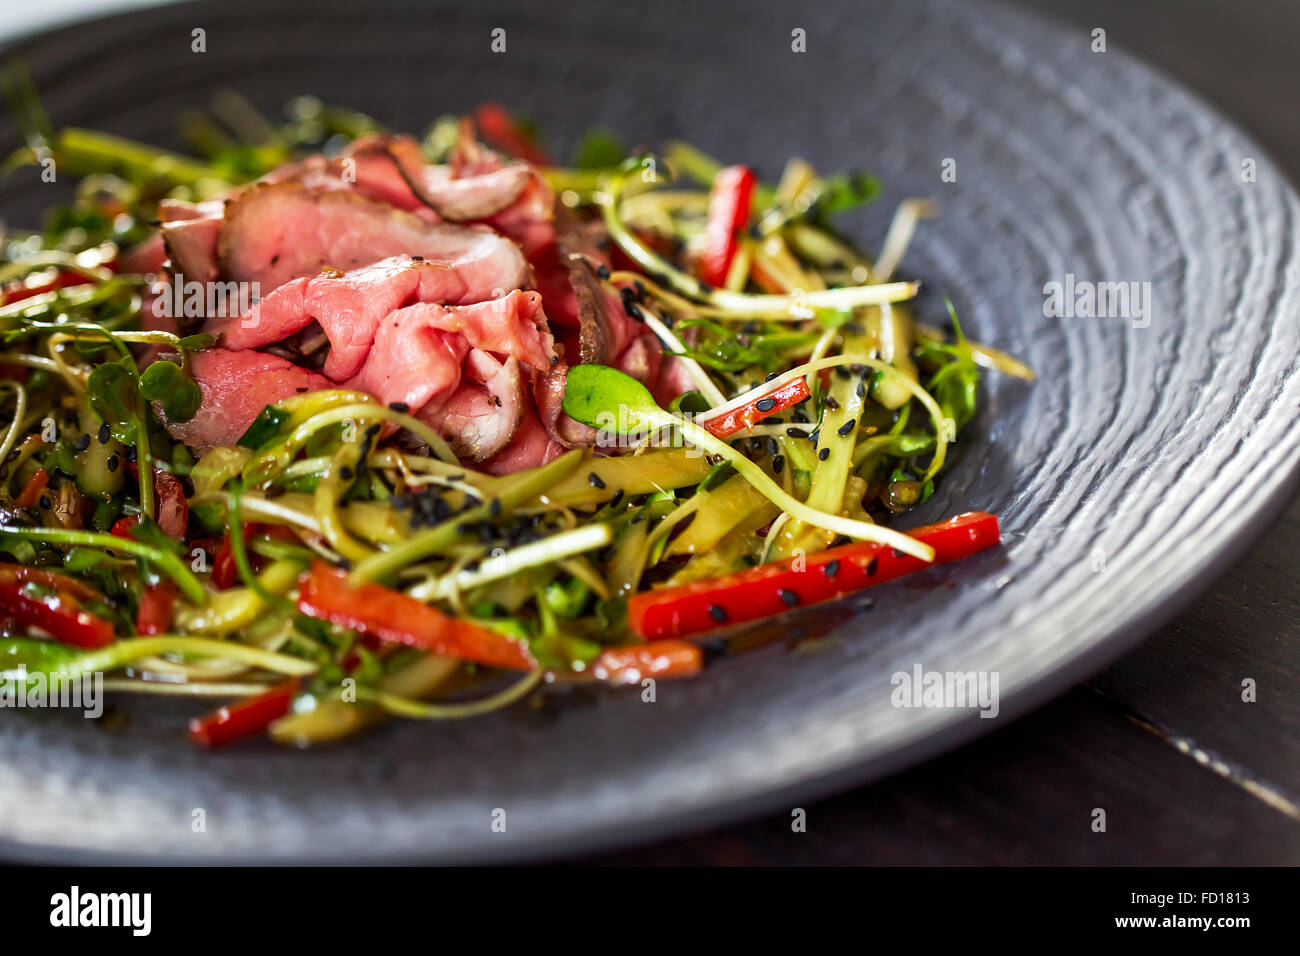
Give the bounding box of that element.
[2,0,1299,863]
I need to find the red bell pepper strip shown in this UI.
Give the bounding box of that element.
[188,679,300,749]
[109,515,140,539]
[0,268,102,306]
[211,531,240,589]
[297,562,535,671]
[698,165,756,288]
[0,563,105,603]
[126,462,189,541]
[628,511,1001,640]
[136,580,178,636]
[702,377,811,438]
[0,579,115,648]
[593,640,702,683]
[13,468,50,509]
[474,103,552,166]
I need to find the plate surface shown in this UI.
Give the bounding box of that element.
[2,0,1299,863]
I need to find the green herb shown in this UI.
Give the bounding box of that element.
[138,360,201,422]
[237,405,292,450]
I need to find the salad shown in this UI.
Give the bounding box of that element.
[0,71,1031,747]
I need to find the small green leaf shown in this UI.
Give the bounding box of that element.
[572,127,626,169]
[139,360,201,421]
[561,364,660,430]
[815,171,880,217]
[85,361,141,441]
[237,405,291,449]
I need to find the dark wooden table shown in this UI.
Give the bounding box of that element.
[585,0,1300,865]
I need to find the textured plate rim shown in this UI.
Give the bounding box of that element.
[0,0,1298,864]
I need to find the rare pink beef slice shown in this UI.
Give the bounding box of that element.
[482,403,566,476]
[215,254,517,380]
[343,309,469,416]
[418,351,526,462]
[344,290,555,410]
[160,349,333,453]
[216,181,528,295]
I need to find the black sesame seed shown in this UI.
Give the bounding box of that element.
[489,497,502,517]
[97,423,110,444]
[772,454,785,475]
[0,466,7,480]
[607,489,625,510]
[778,588,800,607]
[866,556,878,576]
[708,604,728,623]
[837,419,857,437]
[106,455,119,472]
[818,447,830,461]
[339,466,354,481]
[765,372,779,382]
[388,402,410,413]
[823,559,841,578]
[765,437,779,459]
[786,427,808,439]
[38,495,51,510]
[587,472,606,489]
[124,445,137,463]
[755,397,777,413]
[808,428,820,444]
[74,433,91,452]
[856,380,866,399]
[835,366,852,380]
[825,396,840,411]
[596,263,611,280]
[892,549,907,559]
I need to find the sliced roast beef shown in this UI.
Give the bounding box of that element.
[214,253,526,379]
[534,362,599,449]
[343,289,554,403]
[119,233,167,276]
[379,135,531,221]
[374,290,556,372]
[418,351,525,462]
[265,137,429,214]
[482,403,566,476]
[216,182,528,296]
[159,199,225,284]
[160,349,332,453]
[343,313,467,416]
